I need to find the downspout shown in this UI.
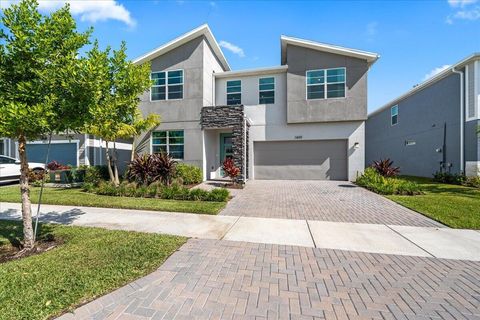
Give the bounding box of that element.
[452,67,465,173]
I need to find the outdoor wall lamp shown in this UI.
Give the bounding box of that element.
[353,142,360,149]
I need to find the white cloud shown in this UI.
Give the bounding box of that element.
[423,65,451,81]
[448,0,477,7]
[447,0,480,23]
[219,40,245,58]
[452,6,480,19]
[365,21,378,41]
[1,0,136,27]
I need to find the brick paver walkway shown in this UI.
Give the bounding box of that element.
[221,181,443,227]
[59,239,480,320]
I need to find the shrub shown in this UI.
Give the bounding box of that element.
[85,166,110,186]
[463,176,480,188]
[206,188,230,202]
[356,168,422,195]
[433,171,466,185]
[175,163,202,185]
[371,158,400,177]
[29,169,49,187]
[126,154,158,185]
[156,153,177,186]
[86,181,230,202]
[222,158,240,181]
[46,160,70,171]
[126,153,177,186]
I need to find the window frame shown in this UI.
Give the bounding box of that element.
[226,79,242,106]
[150,69,184,102]
[306,67,346,100]
[258,77,275,104]
[151,130,185,160]
[391,105,399,126]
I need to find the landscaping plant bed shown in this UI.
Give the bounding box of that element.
[0,185,227,214]
[0,233,63,264]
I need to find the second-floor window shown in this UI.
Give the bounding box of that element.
[152,130,184,160]
[259,77,275,104]
[226,80,241,105]
[391,105,398,126]
[151,70,183,101]
[306,68,346,100]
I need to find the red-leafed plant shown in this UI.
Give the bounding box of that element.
[371,158,400,177]
[126,153,177,186]
[222,158,240,182]
[46,161,71,171]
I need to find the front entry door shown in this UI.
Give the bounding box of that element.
[219,133,233,176]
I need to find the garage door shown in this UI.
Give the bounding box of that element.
[254,140,347,180]
[26,142,78,166]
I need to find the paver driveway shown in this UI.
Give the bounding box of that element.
[221,180,442,227]
[60,239,480,320]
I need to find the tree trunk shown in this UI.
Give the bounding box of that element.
[113,142,120,185]
[105,141,116,185]
[18,135,35,250]
[130,138,136,162]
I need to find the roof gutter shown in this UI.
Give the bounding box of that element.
[452,66,465,173]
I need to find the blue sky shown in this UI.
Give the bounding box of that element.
[3,0,480,112]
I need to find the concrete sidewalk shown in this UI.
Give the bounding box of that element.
[1,202,479,260]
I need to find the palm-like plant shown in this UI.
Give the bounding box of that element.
[371,158,400,177]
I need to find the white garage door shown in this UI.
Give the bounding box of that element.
[253,140,348,180]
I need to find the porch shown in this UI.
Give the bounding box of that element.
[201,105,249,181]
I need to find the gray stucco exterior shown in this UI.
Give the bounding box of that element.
[367,55,480,177]
[133,25,378,181]
[285,45,369,124]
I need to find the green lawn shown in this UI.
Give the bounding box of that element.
[387,176,480,229]
[0,220,186,319]
[0,185,226,215]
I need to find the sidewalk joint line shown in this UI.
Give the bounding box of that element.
[306,220,317,248]
[385,224,437,258]
[220,215,242,240]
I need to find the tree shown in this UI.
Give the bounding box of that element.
[0,0,94,250]
[84,42,157,186]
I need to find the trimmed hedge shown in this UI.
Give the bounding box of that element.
[84,181,229,202]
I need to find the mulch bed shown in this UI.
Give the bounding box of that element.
[0,235,63,264]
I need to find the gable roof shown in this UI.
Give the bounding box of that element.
[369,53,480,117]
[133,24,230,71]
[280,35,379,66]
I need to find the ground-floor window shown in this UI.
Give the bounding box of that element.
[151,130,184,160]
[0,138,6,156]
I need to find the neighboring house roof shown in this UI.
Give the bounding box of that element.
[214,65,288,78]
[369,53,480,117]
[133,24,230,71]
[280,35,380,66]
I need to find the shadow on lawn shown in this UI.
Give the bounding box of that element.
[0,220,55,250]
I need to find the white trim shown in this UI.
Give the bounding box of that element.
[370,53,480,117]
[151,130,185,160]
[391,105,399,126]
[258,76,275,104]
[475,60,479,119]
[133,24,230,71]
[226,79,242,105]
[15,140,80,167]
[88,139,132,151]
[466,64,474,121]
[306,67,346,100]
[281,35,379,65]
[150,69,184,102]
[214,65,288,78]
[84,134,90,166]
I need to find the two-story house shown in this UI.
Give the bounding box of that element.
[133,24,379,182]
[366,53,480,178]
